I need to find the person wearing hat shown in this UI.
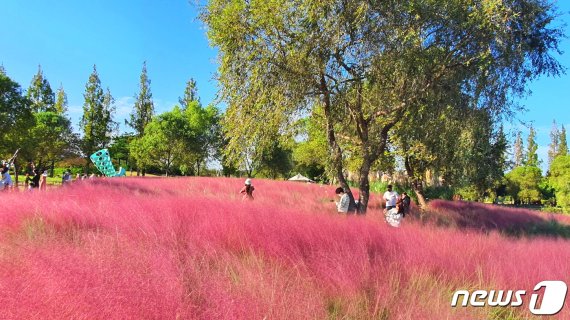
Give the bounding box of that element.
[240,178,255,200]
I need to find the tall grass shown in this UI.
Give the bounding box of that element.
[0,178,569,319]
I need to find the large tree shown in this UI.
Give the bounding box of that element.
[29,111,76,171]
[127,61,154,137]
[127,61,154,175]
[202,0,563,212]
[0,70,34,142]
[525,125,540,167]
[0,69,35,181]
[80,66,117,172]
[27,65,55,113]
[130,106,194,176]
[180,81,221,176]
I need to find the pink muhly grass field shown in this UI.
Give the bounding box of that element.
[0,177,569,319]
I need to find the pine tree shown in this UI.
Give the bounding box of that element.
[525,125,539,167]
[559,125,568,157]
[127,61,154,137]
[27,65,55,112]
[495,125,509,171]
[54,84,68,114]
[548,120,559,166]
[179,78,199,109]
[80,65,116,171]
[513,131,524,167]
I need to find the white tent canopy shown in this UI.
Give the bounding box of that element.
[288,174,315,183]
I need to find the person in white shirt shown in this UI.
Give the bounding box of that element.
[335,187,350,213]
[1,170,13,190]
[383,184,399,211]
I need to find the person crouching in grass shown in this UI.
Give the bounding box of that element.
[335,187,350,214]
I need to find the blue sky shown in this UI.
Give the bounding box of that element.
[0,0,218,131]
[1,0,569,171]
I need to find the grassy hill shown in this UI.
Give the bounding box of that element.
[0,177,568,319]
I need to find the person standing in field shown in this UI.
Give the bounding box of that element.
[397,192,411,217]
[62,170,72,185]
[383,185,399,211]
[30,169,41,190]
[1,165,13,191]
[335,187,350,213]
[240,178,255,200]
[39,170,48,190]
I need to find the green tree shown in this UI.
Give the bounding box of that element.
[108,133,135,170]
[130,106,193,176]
[0,69,35,182]
[80,66,117,172]
[258,140,294,179]
[29,111,76,171]
[127,61,154,138]
[179,78,198,109]
[506,166,543,205]
[202,0,563,212]
[54,84,68,114]
[558,125,568,157]
[179,80,221,176]
[27,65,55,113]
[0,71,34,142]
[525,125,539,167]
[549,155,570,210]
[513,131,525,168]
[127,62,154,175]
[292,113,329,182]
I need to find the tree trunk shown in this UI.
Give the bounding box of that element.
[404,156,427,209]
[357,156,372,214]
[50,160,55,177]
[14,160,19,188]
[320,75,356,208]
[412,180,428,209]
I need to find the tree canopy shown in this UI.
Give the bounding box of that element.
[202,0,564,211]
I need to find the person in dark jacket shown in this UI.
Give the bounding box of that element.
[397,192,411,217]
[29,169,41,190]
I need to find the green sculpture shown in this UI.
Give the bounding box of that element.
[90,149,123,177]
